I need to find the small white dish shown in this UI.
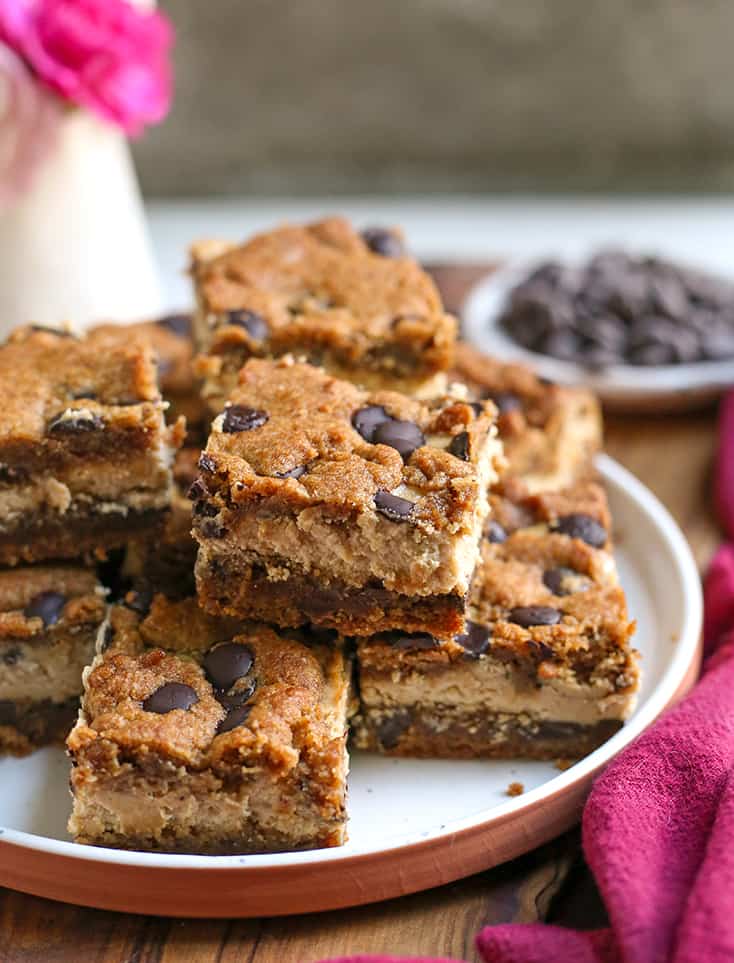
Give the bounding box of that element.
[462,262,734,412]
[0,455,703,917]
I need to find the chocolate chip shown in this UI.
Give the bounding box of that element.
[156,313,191,338]
[193,500,218,518]
[377,710,412,750]
[2,647,21,666]
[447,430,470,461]
[553,513,607,548]
[221,405,268,433]
[215,679,257,710]
[24,591,66,627]
[203,642,254,691]
[201,519,226,538]
[361,227,405,258]
[485,521,507,543]
[275,465,307,479]
[0,463,29,484]
[226,309,268,340]
[0,701,16,724]
[198,453,218,474]
[143,682,199,714]
[508,606,562,627]
[124,583,154,617]
[489,392,522,415]
[70,388,97,401]
[543,566,586,597]
[216,704,253,734]
[372,419,425,460]
[455,621,490,657]
[47,410,104,434]
[187,478,209,502]
[352,405,390,443]
[374,490,414,521]
[389,632,438,651]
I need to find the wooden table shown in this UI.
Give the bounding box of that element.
[0,267,722,963]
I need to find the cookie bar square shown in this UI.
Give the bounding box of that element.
[67,595,351,854]
[91,314,209,444]
[452,342,602,494]
[0,565,105,755]
[190,217,457,409]
[352,481,639,760]
[191,357,503,638]
[0,326,182,565]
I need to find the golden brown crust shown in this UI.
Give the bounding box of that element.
[70,596,348,777]
[195,356,498,531]
[191,217,457,392]
[452,342,602,492]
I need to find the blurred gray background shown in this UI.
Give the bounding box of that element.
[134,0,734,197]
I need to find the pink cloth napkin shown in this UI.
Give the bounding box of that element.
[323,391,734,963]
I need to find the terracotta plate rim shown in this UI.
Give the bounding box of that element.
[0,453,702,877]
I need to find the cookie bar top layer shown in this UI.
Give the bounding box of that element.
[452,342,602,494]
[191,357,502,597]
[191,217,457,385]
[90,315,196,401]
[358,480,638,717]
[0,565,104,641]
[69,595,348,778]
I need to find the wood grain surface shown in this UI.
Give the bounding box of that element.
[0,264,722,963]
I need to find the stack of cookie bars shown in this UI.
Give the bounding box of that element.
[0,218,639,855]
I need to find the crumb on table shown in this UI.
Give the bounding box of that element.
[506,781,524,797]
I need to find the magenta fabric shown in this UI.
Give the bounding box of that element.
[321,391,734,963]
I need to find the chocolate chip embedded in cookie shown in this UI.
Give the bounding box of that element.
[143,682,199,714]
[221,405,269,434]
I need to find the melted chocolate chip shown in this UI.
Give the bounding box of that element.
[30,325,74,338]
[275,465,307,479]
[24,591,66,627]
[0,463,29,484]
[193,500,219,518]
[226,309,268,340]
[447,430,470,461]
[198,453,218,474]
[543,566,586,597]
[47,410,104,435]
[455,621,491,657]
[508,606,562,627]
[216,704,253,734]
[485,521,507,544]
[70,388,97,401]
[124,583,154,617]
[155,313,191,337]
[0,701,16,724]
[389,632,438,651]
[489,392,522,415]
[372,419,425,460]
[221,405,268,434]
[374,490,414,521]
[361,227,405,258]
[352,405,390,443]
[553,513,607,548]
[203,642,254,691]
[377,710,412,749]
[187,478,209,501]
[2,647,21,666]
[215,679,257,710]
[143,682,199,714]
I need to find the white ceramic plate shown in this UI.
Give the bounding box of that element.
[462,262,734,412]
[0,455,702,917]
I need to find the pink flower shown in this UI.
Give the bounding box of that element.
[0,42,61,207]
[0,0,173,136]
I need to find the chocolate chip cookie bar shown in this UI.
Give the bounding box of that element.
[67,594,350,853]
[352,481,639,760]
[191,357,503,638]
[0,565,105,755]
[92,314,208,444]
[190,217,457,410]
[0,326,183,566]
[452,342,601,494]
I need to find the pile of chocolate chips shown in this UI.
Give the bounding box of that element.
[498,250,734,367]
